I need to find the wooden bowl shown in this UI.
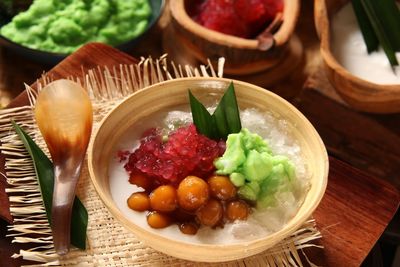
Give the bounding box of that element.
[168,0,300,75]
[315,0,400,114]
[88,77,328,262]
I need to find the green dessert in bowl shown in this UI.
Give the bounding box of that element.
[0,0,164,64]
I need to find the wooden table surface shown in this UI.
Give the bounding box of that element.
[0,42,398,267]
[0,1,399,266]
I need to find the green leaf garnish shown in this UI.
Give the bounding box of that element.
[189,82,242,140]
[370,0,400,51]
[217,82,242,135]
[12,121,88,250]
[189,91,217,139]
[351,0,379,53]
[352,0,400,67]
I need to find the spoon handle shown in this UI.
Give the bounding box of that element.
[51,161,83,255]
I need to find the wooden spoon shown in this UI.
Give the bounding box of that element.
[34,79,93,255]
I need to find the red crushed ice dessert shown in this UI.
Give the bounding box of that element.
[123,124,225,185]
[190,0,284,38]
[195,0,248,38]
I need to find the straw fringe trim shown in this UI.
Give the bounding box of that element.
[1,55,322,266]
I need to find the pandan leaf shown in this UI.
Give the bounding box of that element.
[371,0,400,51]
[361,0,399,66]
[351,0,379,53]
[212,104,229,140]
[189,82,242,140]
[214,82,242,136]
[353,0,400,67]
[12,121,88,250]
[189,90,216,139]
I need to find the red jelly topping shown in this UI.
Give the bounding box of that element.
[124,124,225,185]
[190,0,284,38]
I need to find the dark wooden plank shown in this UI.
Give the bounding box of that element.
[296,61,400,266]
[310,157,399,266]
[297,72,400,190]
[0,46,47,106]
[6,42,139,109]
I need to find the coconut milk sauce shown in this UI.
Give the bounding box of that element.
[331,3,400,84]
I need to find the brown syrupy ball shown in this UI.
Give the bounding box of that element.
[149,185,178,212]
[179,222,199,235]
[147,211,171,229]
[207,175,237,200]
[226,200,250,221]
[177,176,209,211]
[196,199,223,227]
[127,192,150,212]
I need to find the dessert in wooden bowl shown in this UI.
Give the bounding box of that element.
[0,0,165,65]
[315,0,400,113]
[168,0,301,76]
[88,77,328,262]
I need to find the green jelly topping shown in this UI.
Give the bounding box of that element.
[0,0,152,54]
[214,128,296,208]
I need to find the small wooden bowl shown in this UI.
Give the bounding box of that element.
[168,0,300,75]
[315,0,400,114]
[88,78,328,262]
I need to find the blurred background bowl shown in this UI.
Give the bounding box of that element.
[0,0,165,66]
[167,0,300,75]
[315,0,400,114]
[88,77,328,262]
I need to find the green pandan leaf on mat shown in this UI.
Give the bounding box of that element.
[11,120,88,250]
